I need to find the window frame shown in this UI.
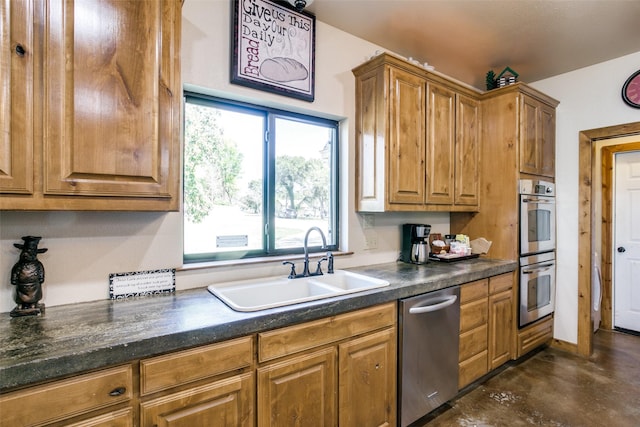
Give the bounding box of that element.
[183,92,340,264]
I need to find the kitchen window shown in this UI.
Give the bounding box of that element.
[183,93,339,263]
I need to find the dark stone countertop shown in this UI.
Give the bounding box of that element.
[0,258,516,393]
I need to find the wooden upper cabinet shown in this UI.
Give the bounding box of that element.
[454,94,480,206]
[388,67,427,205]
[353,53,480,212]
[0,0,34,195]
[425,82,455,205]
[519,94,556,178]
[539,103,556,177]
[1,0,181,210]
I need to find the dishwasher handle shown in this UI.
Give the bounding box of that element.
[408,295,458,314]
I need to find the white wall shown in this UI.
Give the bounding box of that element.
[531,50,640,344]
[0,0,449,313]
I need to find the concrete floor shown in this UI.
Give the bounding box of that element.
[417,329,640,426]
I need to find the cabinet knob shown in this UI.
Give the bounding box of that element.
[15,44,26,56]
[108,386,127,397]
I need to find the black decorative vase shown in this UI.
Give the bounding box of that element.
[10,236,48,317]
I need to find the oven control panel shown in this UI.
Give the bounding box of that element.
[520,179,555,197]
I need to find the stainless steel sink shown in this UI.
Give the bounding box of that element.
[208,270,389,312]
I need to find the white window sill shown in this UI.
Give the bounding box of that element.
[178,251,353,272]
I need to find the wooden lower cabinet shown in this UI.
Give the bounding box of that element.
[257,302,397,427]
[65,408,133,427]
[459,273,514,389]
[257,347,337,426]
[488,273,515,370]
[0,365,133,427]
[517,316,554,358]
[140,372,254,427]
[338,327,396,427]
[139,336,255,427]
[458,279,489,389]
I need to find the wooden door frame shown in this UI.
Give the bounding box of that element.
[600,141,640,332]
[578,122,640,357]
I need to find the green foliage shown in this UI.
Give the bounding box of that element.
[276,156,329,218]
[184,104,243,223]
[240,179,262,214]
[486,70,497,90]
[185,104,331,224]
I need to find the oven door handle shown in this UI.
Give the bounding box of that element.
[522,263,555,274]
[409,295,458,314]
[522,198,554,204]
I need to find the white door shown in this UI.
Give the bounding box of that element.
[614,150,640,332]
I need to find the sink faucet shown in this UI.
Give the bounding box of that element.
[283,226,333,278]
[302,226,327,277]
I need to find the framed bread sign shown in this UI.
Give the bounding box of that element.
[231,0,315,102]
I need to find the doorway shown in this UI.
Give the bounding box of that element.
[613,151,640,333]
[578,122,640,357]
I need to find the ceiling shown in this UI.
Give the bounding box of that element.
[305,0,640,89]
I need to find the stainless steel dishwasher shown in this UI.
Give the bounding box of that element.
[398,286,460,427]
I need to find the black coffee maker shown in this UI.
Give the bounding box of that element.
[400,224,431,264]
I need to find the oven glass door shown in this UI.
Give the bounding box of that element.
[520,258,556,327]
[520,195,556,255]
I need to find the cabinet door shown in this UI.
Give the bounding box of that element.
[0,0,34,194]
[539,103,556,177]
[520,95,555,177]
[387,67,426,205]
[425,82,455,204]
[42,0,180,205]
[519,95,540,175]
[454,94,480,206]
[338,328,396,427]
[488,289,514,370]
[257,347,336,427]
[140,372,254,427]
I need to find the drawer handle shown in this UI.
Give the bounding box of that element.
[108,386,127,397]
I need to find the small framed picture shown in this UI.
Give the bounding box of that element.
[230,0,315,102]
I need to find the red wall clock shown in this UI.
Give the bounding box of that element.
[622,69,640,108]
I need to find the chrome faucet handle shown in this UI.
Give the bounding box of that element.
[282,261,297,279]
[326,252,334,274]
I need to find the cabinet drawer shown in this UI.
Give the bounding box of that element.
[458,350,488,389]
[460,298,488,333]
[0,365,132,427]
[489,273,513,294]
[65,407,133,427]
[460,279,488,303]
[459,324,488,361]
[140,336,253,395]
[517,316,553,358]
[259,302,396,362]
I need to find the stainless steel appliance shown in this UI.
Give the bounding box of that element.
[519,179,556,255]
[399,286,460,427]
[519,252,556,327]
[400,223,431,264]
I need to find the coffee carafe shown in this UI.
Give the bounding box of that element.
[401,224,431,264]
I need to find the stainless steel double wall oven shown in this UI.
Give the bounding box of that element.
[519,179,556,327]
